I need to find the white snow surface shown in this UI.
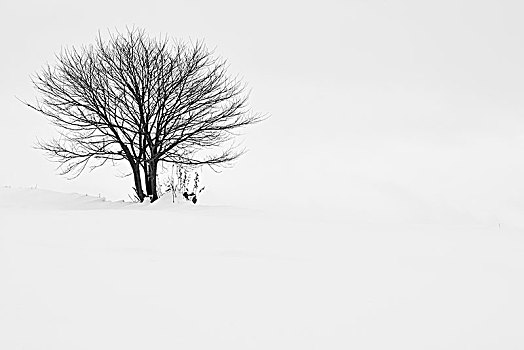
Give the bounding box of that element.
[1,186,524,349]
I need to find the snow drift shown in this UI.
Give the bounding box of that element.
[1,187,524,349]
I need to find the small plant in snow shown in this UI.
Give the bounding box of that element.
[160,164,204,204]
[182,171,205,204]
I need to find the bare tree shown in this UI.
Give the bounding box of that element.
[23,28,264,202]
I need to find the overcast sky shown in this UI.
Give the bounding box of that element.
[1,0,524,217]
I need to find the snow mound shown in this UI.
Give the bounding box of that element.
[0,186,131,210]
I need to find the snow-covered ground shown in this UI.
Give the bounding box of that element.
[1,186,524,349]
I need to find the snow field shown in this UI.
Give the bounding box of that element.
[1,188,524,349]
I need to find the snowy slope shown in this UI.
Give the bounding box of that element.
[1,187,524,349]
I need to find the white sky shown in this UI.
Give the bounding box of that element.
[1,0,524,216]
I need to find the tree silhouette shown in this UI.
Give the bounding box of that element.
[24,28,263,202]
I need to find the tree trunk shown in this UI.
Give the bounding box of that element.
[149,161,159,202]
[143,161,152,198]
[132,163,145,202]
